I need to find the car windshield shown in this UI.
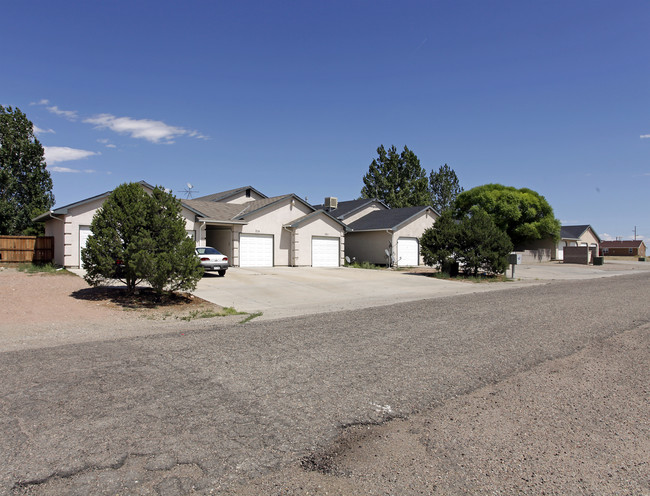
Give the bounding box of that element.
[197,247,222,255]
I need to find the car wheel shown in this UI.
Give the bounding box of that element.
[218,270,226,277]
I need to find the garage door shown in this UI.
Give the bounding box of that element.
[240,234,273,267]
[312,237,339,267]
[79,226,92,268]
[397,237,419,267]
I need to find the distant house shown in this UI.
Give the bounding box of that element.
[513,224,600,262]
[557,225,601,261]
[600,240,646,257]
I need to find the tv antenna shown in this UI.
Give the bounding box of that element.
[178,182,199,199]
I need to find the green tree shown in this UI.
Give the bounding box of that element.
[421,209,512,276]
[0,105,54,235]
[454,184,560,247]
[455,209,513,276]
[429,164,463,213]
[82,183,203,294]
[420,210,459,269]
[361,145,429,208]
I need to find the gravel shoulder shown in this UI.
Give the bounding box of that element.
[0,268,244,352]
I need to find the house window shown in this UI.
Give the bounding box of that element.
[603,248,609,254]
[629,248,633,254]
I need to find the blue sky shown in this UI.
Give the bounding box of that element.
[3,1,649,241]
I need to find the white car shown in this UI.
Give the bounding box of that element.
[196,246,228,276]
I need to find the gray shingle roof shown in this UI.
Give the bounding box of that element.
[194,186,267,202]
[183,200,248,221]
[347,206,435,231]
[560,225,600,242]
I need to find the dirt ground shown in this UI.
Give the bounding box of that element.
[0,267,243,352]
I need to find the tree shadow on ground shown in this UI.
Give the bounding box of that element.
[70,286,195,310]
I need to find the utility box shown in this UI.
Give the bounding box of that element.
[508,253,522,265]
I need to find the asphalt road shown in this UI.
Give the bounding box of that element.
[2,273,650,495]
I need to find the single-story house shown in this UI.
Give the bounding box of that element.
[515,224,601,262]
[557,225,600,260]
[600,240,646,257]
[312,198,439,267]
[35,182,348,268]
[343,206,438,266]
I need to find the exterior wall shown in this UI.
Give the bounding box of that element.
[390,210,437,266]
[60,197,106,268]
[515,238,556,261]
[345,231,392,265]
[291,216,345,266]
[602,246,645,257]
[516,249,553,263]
[576,229,599,248]
[563,245,592,264]
[240,198,313,267]
[44,217,65,266]
[341,201,387,224]
[220,190,265,204]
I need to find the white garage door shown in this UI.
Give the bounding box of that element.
[79,226,92,268]
[397,237,419,267]
[240,234,273,267]
[312,237,339,267]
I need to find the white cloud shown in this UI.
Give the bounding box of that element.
[33,125,55,135]
[105,143,117,148]
[49,166,97,173]
[600,232,615,241]
[641,134,650,139]
[84,113,193,144]
[44,146,98,164]
[46,105,78,120]
[30,99,50,106]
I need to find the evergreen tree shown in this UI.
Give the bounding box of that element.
[0,105,54,235]
[420,208,512,276]
[361,145,429,208]
[429,164,463,213]
[82,183,203,294]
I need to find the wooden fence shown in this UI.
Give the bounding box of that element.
[0,236,54,264]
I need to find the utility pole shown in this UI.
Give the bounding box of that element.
[633,226,637,240]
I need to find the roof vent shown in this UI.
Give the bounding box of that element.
[324,197,338,210]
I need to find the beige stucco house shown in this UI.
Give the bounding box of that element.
[557,225,600,260]
[343,205,438,266]
[35,183,347,268]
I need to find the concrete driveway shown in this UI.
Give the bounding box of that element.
[193,261,650,321]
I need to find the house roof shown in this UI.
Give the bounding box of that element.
[560,224,601,243]
[311,198,388,220]
[193,186,267,202]
[183,200,248,222]
[347,206,437,232]
[283,210,348,230]
[186,194,315,223]
[33,180,156,222]
[600,240,646,249]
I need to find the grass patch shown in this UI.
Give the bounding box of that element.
[428,271,509,283]
[239,311,263,323]
[178,306,246,321]
[345,261,383,270]
[16,263,72,274]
